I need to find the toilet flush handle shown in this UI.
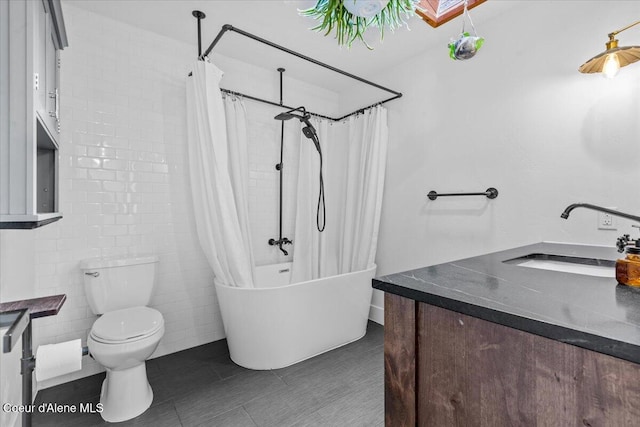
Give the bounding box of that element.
[85,271,100,277]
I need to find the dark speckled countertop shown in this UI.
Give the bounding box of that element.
[373,242,640,364]
[0,294,66,319]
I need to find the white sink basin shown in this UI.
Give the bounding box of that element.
[504,253,616,278]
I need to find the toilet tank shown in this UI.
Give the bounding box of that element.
[80,255,159,314]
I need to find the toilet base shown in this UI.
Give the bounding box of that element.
[99,363,153,422]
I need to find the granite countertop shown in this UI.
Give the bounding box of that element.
[0,294,67,319]
[0,294,66,353]
[373,242,640,364]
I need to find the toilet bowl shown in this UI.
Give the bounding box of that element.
[80,255,163,422]
[87,306,165,423]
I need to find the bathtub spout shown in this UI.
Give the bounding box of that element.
[269,237,291,256]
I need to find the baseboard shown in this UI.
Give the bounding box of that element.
[368,304,384,325]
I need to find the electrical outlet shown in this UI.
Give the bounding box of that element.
[598,208,617,230]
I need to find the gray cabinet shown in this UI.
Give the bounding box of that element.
[40,0,62,140]
[0,0,68,229]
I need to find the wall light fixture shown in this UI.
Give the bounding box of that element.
[579,20,640,78]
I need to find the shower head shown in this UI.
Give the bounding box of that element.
[274,112,299,121]
[274,106,307,122]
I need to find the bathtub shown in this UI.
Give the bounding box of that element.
[214,263,376,370]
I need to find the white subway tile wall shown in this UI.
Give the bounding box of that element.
[32,5,221,389]
[31,4,340,389]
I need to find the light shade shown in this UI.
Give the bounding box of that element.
[579,45,640,74]
[579,20,640,76]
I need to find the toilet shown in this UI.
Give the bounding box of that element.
[80,255,165,423]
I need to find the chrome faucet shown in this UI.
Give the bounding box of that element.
[560,203,640,223]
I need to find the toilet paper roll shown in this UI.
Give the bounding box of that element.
[35,339,83,382]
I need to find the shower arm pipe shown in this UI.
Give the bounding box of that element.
[196,23,402,121]
[266,68,291,256]
[277,68,288,256]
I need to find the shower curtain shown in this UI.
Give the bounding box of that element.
[291,105,388,282]
[186,61,254,288]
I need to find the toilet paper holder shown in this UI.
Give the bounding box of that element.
[0,294,70,427]
[9,318,89,427]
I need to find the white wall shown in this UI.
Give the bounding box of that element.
[366,0,640,314]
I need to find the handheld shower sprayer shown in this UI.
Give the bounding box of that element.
[274,107,326,232]
[301,120,322,155]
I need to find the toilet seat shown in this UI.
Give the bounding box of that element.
[91,307,164,344]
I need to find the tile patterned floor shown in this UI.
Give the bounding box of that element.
[33,322,384,426]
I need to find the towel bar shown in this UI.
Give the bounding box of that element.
[427,187,498,201]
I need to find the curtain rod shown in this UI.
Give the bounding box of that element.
[220,88,337,122]
[193,18,402,122]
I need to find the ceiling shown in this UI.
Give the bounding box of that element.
[64,0,517,93]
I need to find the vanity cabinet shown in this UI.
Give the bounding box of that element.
[0,0,68,229]
[383,294,640,426]
[374,243,640,426]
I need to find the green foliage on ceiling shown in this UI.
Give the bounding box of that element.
[300,0,420,49]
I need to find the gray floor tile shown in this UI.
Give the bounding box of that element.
[116,400,182,427]
[277,338,382,391]
[153,343,225,376]
[149,362,221,407]
[174,370,287,426]
[209,353,253,380]
[242,372,352,427]
[293,375,384,427]
[33,321,384,427]
[274,323,383,385]
[146,358,163,379]
[32,394,106,427]
[34,372,104,406]
[195,406,257,427]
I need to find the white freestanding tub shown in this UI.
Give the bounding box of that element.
[215,263,376,370]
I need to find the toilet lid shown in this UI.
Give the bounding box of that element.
[91,307,163,343]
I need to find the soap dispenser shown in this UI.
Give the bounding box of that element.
[616,238,640,287]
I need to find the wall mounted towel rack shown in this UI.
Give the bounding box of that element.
[427,187,499,201]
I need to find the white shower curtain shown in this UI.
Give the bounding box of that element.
[339,106,388,274]
[291,106,388,282]
[186,61,254,288]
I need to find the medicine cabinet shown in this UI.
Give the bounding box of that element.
[0,0,68,229]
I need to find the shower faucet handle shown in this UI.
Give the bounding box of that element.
[268,238,292,246]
